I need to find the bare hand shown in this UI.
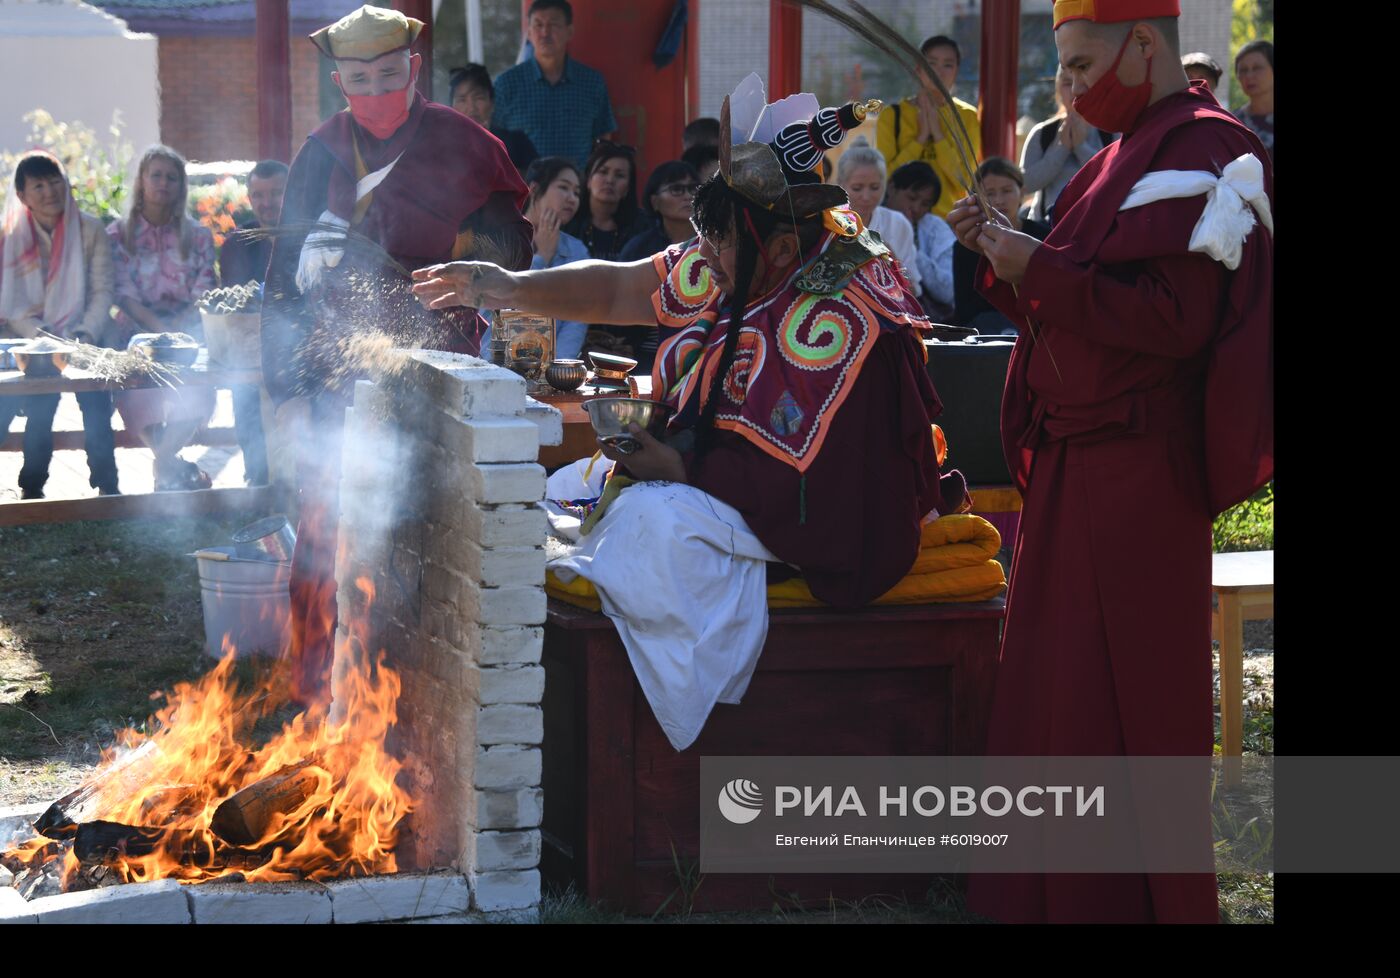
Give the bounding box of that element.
[1061,113,1088,148]
[976,223,1041,289]
[532,205,561,263]
[411,261,520,311]
[916,90,944,143]
[597,423,686,483]
[946,195,1013,256]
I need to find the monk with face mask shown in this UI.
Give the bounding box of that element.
[260,4,534,706]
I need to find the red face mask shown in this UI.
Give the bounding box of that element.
[1072,31,1153,134]
[338,60,418,139]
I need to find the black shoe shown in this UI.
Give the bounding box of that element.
[20,488,44,500]
[98,486,121,496]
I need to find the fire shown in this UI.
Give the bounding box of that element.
[3,576,413,887]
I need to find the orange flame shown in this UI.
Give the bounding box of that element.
[4,577,412,886]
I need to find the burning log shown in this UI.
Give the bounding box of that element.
[73,820,271,874]
[211,759,326,847]
[35,741,160,839]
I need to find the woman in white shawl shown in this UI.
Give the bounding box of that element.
[0,150,120,498]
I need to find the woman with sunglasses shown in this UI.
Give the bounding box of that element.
[563,141,645,261]
[618,160,701,262]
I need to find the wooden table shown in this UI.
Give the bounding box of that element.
[531,376,650,470]
[0,361,261,396]
[1212,550,1274,784]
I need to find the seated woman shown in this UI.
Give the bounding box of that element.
[836,137,922,300]
[884,161,956,319]
[414,78,967,750]
[618,160,699,262]
[107,145,217,491]
[0,151,120,499]
[486,156,591,361]
[564,142,647,361]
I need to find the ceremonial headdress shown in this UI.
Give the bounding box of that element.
[310,4,424,61]
[1052,0,1180,29]
[719,72,876,220]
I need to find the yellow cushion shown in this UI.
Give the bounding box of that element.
[546,513,1007,612]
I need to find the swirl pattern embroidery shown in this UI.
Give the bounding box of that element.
[779,293,854,371]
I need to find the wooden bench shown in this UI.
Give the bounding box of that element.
[541,596,1005,913]
[1211,550,1274,785]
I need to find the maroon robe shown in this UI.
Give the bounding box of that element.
[684,328,950,607]
[646,236,962,607]
[965,85,1274,923]
[261,94,532,706]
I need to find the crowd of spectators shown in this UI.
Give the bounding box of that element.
[0,0,1271,500]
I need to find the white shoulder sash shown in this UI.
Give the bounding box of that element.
[1118,152,1273,271]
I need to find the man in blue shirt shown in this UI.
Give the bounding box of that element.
[493,0,617,170]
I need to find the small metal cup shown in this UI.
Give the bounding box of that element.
[230,515,297,563]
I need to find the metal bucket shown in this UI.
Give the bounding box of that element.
[194,547,292,659]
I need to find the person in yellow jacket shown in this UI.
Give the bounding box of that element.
[876,35,982,219]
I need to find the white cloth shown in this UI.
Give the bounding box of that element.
[0,161,86,335]
[913,212,956,307]
[294,151,405,292]
[868,205,921,297]
[1118,152,1273,271]
[544,459,779,751]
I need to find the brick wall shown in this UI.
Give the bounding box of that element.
[333,350,562,914]
[157,34,325,164]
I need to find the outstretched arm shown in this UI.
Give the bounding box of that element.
[411,257,660,326]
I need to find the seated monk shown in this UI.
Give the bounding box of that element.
[414,75,969,750]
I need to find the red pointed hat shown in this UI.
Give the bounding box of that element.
[1053,0,1180,29]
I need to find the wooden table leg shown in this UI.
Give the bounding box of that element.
[1218,592,1244,787]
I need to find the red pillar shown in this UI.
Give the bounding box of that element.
[687,0,701,122]
[768,1,802,100]
[979,0,1021,161]
[255,0,292,162]
[393,0,434,97]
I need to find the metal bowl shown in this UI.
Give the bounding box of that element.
[587,351,639,384]
[584,397,673,454]
[545,359,587,392]
[230,514,297,563]
[11,338,75,376]
[0,338,29,371]
[128,332,200,367]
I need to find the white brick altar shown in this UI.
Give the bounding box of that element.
[333,350,561,917]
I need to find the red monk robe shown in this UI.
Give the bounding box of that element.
[262,92,532,705]
[963,84,1273,924]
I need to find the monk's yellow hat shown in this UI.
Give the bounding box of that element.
[1053,0,1180,29]
[310,4,423,62]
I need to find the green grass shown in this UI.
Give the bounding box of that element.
[1214,482,1274,553]
[0,514,259,782]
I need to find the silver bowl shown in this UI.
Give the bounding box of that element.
[128,332,200,367]
[0,338,29,371]
[584,397,673,454]
[12,338,75,376]
[545,359,587,392]
[230,514,297,563]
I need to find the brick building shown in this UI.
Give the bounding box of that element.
[89,0,359,164]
